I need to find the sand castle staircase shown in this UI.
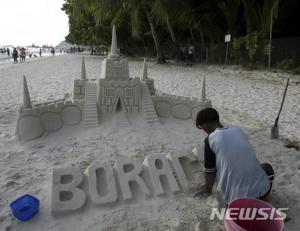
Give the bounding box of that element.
[141,83,160,125]
[84,81,99,128]
[113,111,130,129]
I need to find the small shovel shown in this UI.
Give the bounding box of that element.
[271,78,290,139]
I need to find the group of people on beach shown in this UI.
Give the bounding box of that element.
[12,48,26,63]
[67,46,84,53]
[9,48,45,64]
[0,47,10,56]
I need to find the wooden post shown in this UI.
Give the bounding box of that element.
[224,33,230,67]
[225,42,229,66]
[268,8,273,69]
[206,47,208,65]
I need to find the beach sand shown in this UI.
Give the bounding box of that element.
[0,55,299,230]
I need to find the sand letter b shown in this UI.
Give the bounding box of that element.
[51,167,86,212]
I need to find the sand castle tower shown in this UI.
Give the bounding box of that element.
[108,25,120,61]
[142,58,155,95]
[23,75,33,109]
[142,58,147,81]
[81,56,87,80]
[16,76,44,141]
[73,57,87,99]
[97,25,141,119]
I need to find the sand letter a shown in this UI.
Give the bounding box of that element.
[144,154,180,196]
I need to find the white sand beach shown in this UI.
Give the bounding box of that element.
[0,55,299,230]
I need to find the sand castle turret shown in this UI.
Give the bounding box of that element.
[73,57,87,99]
[16,75,45,141]
[23,75,32,108]
[98,24,139,117]
[108,25,119,61]
[142,58,155,95]
[100,24,129,80]
[200,75,206,102]
[81,56,86,80]
[142,58,147,80]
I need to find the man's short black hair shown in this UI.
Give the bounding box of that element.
[196,108,220,128]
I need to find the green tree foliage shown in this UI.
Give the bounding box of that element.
[62,0,290,65]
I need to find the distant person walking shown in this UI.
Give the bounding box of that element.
[51,47,55,56]
[187,43,194,66]
[39,48,42,57]
[12,48,18,63]
[7,48,10,56]
[20,47,26,63]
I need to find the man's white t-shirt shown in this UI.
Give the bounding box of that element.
[204,126,270,203]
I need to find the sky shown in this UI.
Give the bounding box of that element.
[0,0,69,47]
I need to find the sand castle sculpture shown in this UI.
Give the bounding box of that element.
[15,25,211,141]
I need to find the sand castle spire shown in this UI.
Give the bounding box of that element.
[142,58,147,80]
[108,24,119,60]
[81,56,86,80]
[200,75,206,101]
[111,24,117,54]
[23,75,32,108]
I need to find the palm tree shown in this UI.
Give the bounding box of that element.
[86,0,166,63]
[242,0,279,37]
[151,0,185,61]
[218,0,241,36]
[140,0,166,63]
[241,0,279,64]
[176,0,222,62]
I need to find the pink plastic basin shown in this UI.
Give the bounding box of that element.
[224,197,284,231]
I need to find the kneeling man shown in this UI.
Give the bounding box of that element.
[195,108,274,204]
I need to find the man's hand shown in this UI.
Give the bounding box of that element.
[193,185,210,199]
